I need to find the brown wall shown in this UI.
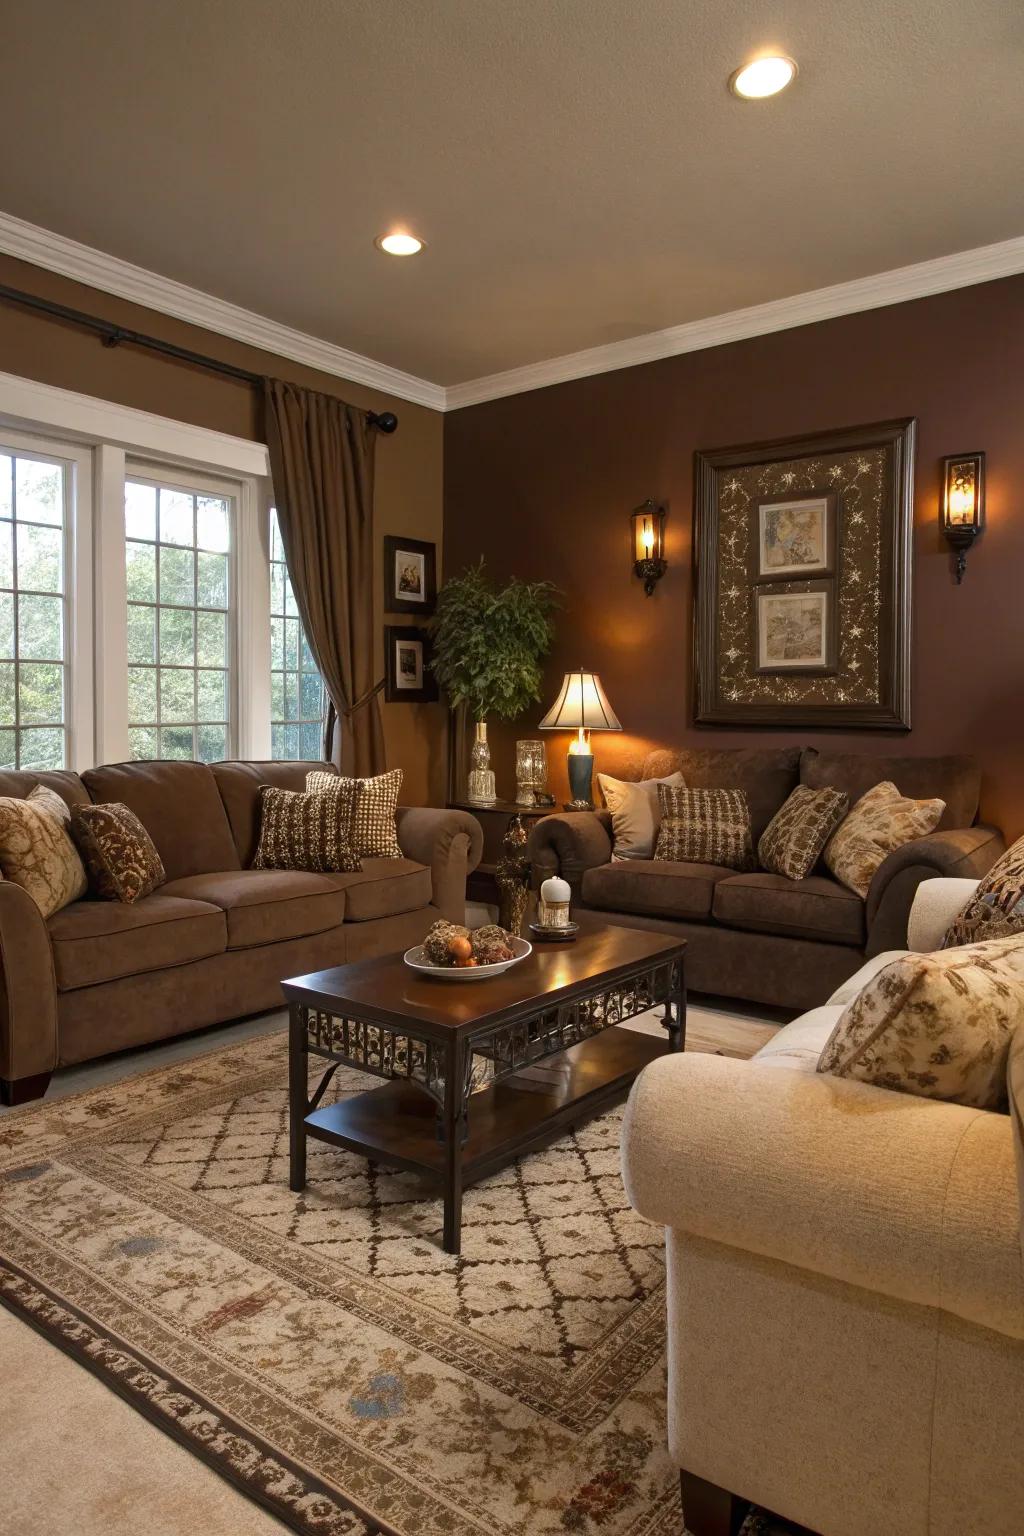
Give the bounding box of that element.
[444,275,1024,839]
[0,253,446,803]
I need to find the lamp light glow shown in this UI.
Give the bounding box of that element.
[539,671,622,811]
[375,232,425,256]
[941,452,985,582]
[729,56,797,99]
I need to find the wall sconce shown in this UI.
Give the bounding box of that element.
[630,499,667,595]
[941,452,985,583]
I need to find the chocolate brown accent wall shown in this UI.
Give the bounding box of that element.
[0,253,446,803]
[444,275,1024,839]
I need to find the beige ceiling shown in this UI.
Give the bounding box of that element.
[1,0,1022,388]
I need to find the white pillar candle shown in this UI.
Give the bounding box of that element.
[539,875,572,928]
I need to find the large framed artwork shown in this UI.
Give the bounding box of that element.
[694,419,915,729]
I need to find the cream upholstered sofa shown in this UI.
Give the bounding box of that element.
[622,878,1024,1536]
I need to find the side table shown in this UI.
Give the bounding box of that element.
[448,799,550,907]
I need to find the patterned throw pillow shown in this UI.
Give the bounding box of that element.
[598,770,684,861]
[70,802,166,904]
[253,783,362,872]
[307,768,403,859]
[758,785,849,881]
[943,833,1024,948]
[824,781,945,899]
[654,785,755,871]
[817,935,1024,1109]
[0,785,88,917]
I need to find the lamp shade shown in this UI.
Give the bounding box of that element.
[538,671,622,732]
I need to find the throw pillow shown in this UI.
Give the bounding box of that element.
[942,833,1024,948]
[758,785,849,881]
[253,783,362,872]
[824,781,945,899]
[817,935,1024,1109]
[598,770,684,861]
[307,767,403,859]
[654,785,755,871]
[0,786,88,917]
[70,802,166,904]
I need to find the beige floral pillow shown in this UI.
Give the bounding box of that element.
[0,785,88,917]
[824,781,944,898]
[758,785,849,881]
[817,934,1024,1108]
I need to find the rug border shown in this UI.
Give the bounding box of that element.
[0,1255,399,1536]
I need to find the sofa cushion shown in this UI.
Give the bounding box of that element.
[758,784,849,881]
[308,768,403,859]
[824,781,945,898]
[641,746,800,842]
[83,761,241,880]
[655,786,755,871]
[754,1005,844,1072]
[70,801,166,904]
[582,858,736,920]
[48,893,226,990]
[160,870,346,948]
[713,871,865,946]
[800,748,979,832]
[327,858,432,921]
[210,759,330,867]
[253,783,361,873]
[0,768,90,812]
[597,770,684,860]
[0,786,88,917]
[942,832,1024,948]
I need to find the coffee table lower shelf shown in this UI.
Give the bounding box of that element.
[301,1025,665,1230]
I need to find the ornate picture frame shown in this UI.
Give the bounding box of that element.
[694,419,915,729]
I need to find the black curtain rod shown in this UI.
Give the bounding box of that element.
[0,281,399,433]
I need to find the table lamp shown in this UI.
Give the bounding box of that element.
[538,670,622,810]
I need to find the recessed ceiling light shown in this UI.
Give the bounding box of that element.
[375,232,425,256]
[729,55,797,99]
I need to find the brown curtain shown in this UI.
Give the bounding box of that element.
[262,378,385,776]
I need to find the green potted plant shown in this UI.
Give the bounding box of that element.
[429,561,559,803]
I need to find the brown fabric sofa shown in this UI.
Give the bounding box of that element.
[0,759,482,1105]
[528,746,1004,1012]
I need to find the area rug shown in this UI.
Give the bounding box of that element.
[0,1027,778,1535]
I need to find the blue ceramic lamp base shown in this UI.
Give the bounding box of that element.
[565,748,595,811]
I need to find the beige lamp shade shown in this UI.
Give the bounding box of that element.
[539,671,622,732]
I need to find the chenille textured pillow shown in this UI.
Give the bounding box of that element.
[253,782,361,872]
[70,802,165,904]
[307,767,403,859]
[655,785,755,871]
[0,785,88,917]
[817,935,1024,1109]
[943,833,1024,948]
[824,781,945,899]
[758,785,849,881]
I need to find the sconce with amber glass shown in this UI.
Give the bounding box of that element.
[941,453,985,583]
[630,499,667,594]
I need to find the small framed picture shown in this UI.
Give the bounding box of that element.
[384,626,439,703]
[754,582,837,674]
[384,535,437,614]
[755,493,837,580]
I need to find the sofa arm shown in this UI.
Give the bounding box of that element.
[0,881,58,1087]
[527,811,613,890]
[622,1051,1024,1340]
[395,806,483,924]
[864,824,1005,956]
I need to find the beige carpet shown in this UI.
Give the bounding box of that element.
[0,1004,780,1536]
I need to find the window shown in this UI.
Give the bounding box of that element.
[0,446,69,770]
[125,475,233,762]
[269,508,325,760]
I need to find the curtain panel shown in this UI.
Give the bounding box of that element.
[262,379,385,775]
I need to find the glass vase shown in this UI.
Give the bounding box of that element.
[466,720,497,804]
[515,739,546,806]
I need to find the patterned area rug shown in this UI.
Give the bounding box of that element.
[0,1026,783,1536]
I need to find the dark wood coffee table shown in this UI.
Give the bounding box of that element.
[282,924,685,1253]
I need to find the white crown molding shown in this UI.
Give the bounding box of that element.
[444,234,1024,409]
[2,211,1023,416]
[0,210,446,412]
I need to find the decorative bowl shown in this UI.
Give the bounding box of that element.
[403,936,532,980]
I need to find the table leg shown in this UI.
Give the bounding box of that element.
[663,964,687,1053]
[441,1038,466,1255]
[288,1003,308,1193]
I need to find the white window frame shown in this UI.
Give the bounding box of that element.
[0,370,276,767]
[0,426,94,771]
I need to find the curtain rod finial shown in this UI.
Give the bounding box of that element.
[368,410,398,434]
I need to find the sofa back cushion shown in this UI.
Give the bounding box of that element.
[800,748,979,831]
[0,768,90,812]
[211,759,331,867]
[82,761,240,880]
[642,747,800,843]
